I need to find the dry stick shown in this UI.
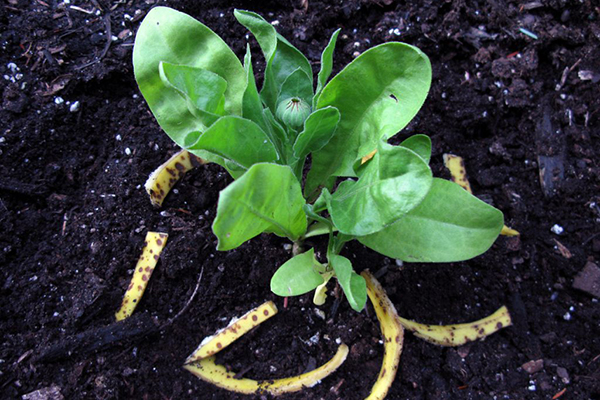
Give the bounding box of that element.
[162,267,204,328]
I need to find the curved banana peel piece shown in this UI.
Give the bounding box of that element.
[115,231,168,321]
[185,301,278,364]
[361,270,404,400]
[184,344,349,396]
[184,300,348,396]
[443,153,519,236]
[145,149,206,207]
[398,306,512,347]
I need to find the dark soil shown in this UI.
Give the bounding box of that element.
[1,0,599,399]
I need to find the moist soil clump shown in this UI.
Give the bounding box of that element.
[1,1,599,399]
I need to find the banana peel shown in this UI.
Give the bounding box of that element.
[398,306,512,347]
[115,231,168,321]
[443,153,519,236]
[184,344,349,395]
[185,301,278,363]
[184,300,348,396]
[145,149,206,207]
[361,270,404,400]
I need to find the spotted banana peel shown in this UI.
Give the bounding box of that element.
[183,300,349,396]
[362,270,404,400]
[398,306,512,347]
[145,149,207,207]
[115,231,168,321]
[443,153,519,236]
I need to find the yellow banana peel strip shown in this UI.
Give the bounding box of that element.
[184,344,349,395]
[443,153,519,236]
[184,300,349,396]
[361,270,404,400]
[185,301,278,364]
[115,231,168,321]
[145,149,207,207]
[398,306,512,347]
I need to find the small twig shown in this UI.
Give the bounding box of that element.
[99,13,112,60]
[163,267,204,327]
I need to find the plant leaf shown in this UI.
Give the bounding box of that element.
[186,116,278,170]
[314,28,340,107]
[158,62,225,128]
[292,107,340,161]
[134,7,246,146]
[358,178,504,262]
[330,255,366,312]
[271,249,325,296]
[234,10,312,111]
[242,45,270,132]
[213,163,307,250]
[400,134,431,164]
[305,42,431,196]
[325,142,432,236]
[277,68,313,105]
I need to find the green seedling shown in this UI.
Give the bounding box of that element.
[133,7,504,313]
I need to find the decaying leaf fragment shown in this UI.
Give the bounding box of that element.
[145,149,206,207]
[115,231,168,321]
[184,300,348,396]
[443,153,519,236]
[361,270,404,400]
[398,306,512,347]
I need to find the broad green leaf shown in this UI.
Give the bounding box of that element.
[234,10,312,111]
[134,7,246,146]
[271,249,324,296]
[325,142,432,236]
[400,134,431,164]
[187,116,278,170]
[277,68,313,105]
[213,163,307,250]
[314,28,341,107]
[242,45,270,134]
[358,178,504,262]
[159,62,226,113]
[293,107,340,160]
[305,42,432,196]
[330,255,367,312]
[263,109,291,163]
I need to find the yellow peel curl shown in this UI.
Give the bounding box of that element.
[398,305,512,347]
[361,270,404,400]
[145,149,206,207]
[443,153,519,236]
[185,301,278,364]
[115,231,168,321]
[184,344,349,396]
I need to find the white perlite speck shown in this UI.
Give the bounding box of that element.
[551,224,564,235]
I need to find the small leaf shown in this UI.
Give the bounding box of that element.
[187,116,278,170]
[326,142,432,236]
[293,107,340,160]
[134,7,246,147]
[234,10,312,112]
[400,134,431,164]
[271,249,324,297]
[277,68,313,105]
[213,163,307,250]
[242,45,271,134]
[314,28,340,106]
[330,255,366,312]
[306,42,431,196]
[358,178,504,262]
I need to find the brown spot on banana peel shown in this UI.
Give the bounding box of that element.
[361,270,404,400]
[443,153,519,236]
[145,149,207,207]
[185,301,278,364]
[184,344,348,396]
[397,306,512,347]
[115,231,168,321]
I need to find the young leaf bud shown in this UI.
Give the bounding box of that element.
[276,97,311,129]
